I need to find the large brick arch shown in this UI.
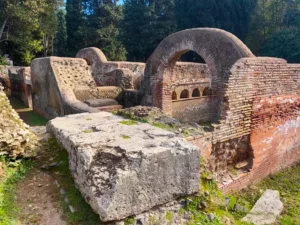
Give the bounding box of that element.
[142,28,255,119]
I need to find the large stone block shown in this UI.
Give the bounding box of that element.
[47,112,200,222]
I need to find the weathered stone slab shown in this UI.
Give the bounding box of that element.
[242,190,283,225]
[47,112,200,222]
[84,98,118,107]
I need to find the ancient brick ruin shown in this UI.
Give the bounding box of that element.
[142,28,300,193]
[3,27,300,222]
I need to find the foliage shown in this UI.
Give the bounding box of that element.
[55,10,68,57]
[0,0,63,65]
[262,28,300,63]
[0,54,9,65]
[246,0,300,55]
[121,0,177,62]
[0,157,34,225]
[175,0,256,41]
[65,0,86,56]
[66,0,126,60]
[183,163,251,225]
[124,217,135,225]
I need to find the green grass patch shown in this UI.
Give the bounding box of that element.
[9,97,48,126]
[0,157,34,225]
[46,138,101,225]
[233,163,300,224]
[120,120,138,126]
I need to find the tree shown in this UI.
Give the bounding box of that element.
[121,0,177,61]
[39,0,63,57]
[175,0,256,41]
[55,10,68,56]
[246,0,300,55]
[86,0,127,60]
[65,0,86,56]
[262,28,300,63]
[0,0,63,65]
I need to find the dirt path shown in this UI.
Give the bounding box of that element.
[16,168,67,225]
[15,127,67,225]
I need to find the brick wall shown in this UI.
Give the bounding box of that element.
[209,58,300,192]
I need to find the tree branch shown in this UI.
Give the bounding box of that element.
[0,18,8,41]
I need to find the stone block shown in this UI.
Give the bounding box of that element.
[84,98,118,107]
[47,112,200,222]
[242,190,283,225]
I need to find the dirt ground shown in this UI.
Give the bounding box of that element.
[16,168,67,225]
[15,126,67,225]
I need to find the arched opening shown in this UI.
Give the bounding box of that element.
[192,88,201,97]
[143,28,254,123]
[180,89,189,99]
[172,91,177,100]
[203,87,213,96]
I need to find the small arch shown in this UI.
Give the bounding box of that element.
[192,88,200,97]
[180,89,189,99]
[203,87,212,96]
[172,91,177,100]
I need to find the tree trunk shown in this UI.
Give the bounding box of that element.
[0,18,8,41]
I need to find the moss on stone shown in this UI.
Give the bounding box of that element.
[120,120,138,126]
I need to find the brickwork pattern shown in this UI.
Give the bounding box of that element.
[209,58,300,192]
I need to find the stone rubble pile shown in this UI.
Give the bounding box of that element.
[0,85,38,157]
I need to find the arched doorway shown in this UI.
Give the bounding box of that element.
[142,28,254,123]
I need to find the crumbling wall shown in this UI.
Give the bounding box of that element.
[209,57,300,193]
[0,85,37,157]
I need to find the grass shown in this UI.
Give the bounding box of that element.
[0,157,34,225]
[8,97,48,126]
[182,161,252,225]
[46,138,101,225]
[233,163,300,225]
